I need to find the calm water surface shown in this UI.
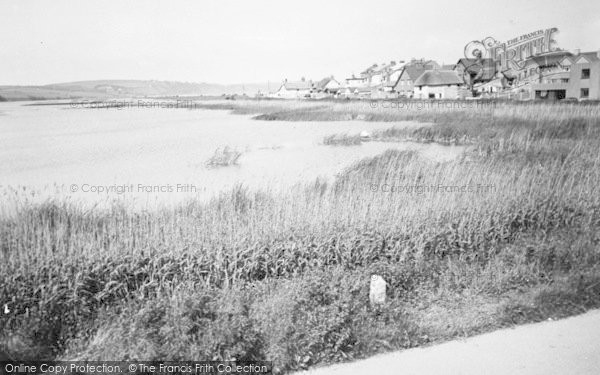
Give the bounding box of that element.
[0,101,464,206]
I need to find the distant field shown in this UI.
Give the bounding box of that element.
[0,80,273,101]
[1,100,600,373]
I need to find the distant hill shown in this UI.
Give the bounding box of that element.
[0,80,278,101]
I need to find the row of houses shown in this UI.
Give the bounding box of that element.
[269,77,342,99]
[270,59,469,100]
[343,59,459,99]
[269,49,600,101]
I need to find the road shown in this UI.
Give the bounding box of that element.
[296,309,600,375]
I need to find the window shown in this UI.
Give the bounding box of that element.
[581,88,589,98]
[581,69,590,79]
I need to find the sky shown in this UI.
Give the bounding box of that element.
[1,0,599,86]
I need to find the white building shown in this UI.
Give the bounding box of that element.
[273,79,314,99]
[315,77,341,94]
[413,70,468,99]
[345,74,368,88]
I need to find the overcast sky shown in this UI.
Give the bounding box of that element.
[1,0,599,85]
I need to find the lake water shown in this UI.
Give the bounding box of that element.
[0,101,464,206]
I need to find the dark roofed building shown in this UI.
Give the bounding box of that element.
[392,63,433,98]
[403,65,429,81]
[455,58,497,88]
[315,76,341,95]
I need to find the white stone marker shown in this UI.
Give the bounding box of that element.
[369,274,387,306]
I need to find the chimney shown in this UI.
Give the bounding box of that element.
[573,49,580,56]
[301,77,305,82]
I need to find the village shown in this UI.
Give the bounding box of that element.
[267,33,600,102]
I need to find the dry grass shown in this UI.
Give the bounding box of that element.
[1,100,600,372]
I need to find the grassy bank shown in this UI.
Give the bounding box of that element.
[1,100,600,373]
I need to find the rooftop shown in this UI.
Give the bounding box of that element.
[315,77,339,89]
[567,51,600,63]
[401,65,428,81]
[414,70,464,87]
[531,51,574,67]
[282,80,313,90]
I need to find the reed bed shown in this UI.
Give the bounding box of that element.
[205,146,243,168]
[1,101,600,372]
[322,133,363,146]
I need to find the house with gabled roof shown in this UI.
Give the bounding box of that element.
[369,62,398,86]
[347,61,407,91]
[412,69,469,99]
[315,76,341,94]
[392,62,434,98]
[380,61,406,93]
[274,78,314,99]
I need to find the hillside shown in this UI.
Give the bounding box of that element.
[0,80,276,101]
